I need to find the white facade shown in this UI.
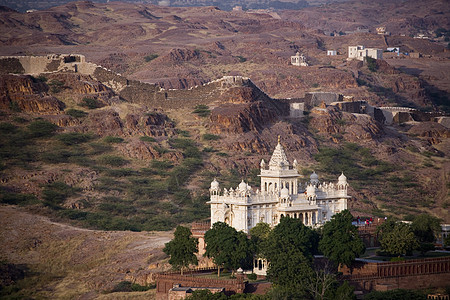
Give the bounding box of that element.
[207,139,350,234]
[327,50,337,56]
[348,45,383,61]
[291,52,308,66]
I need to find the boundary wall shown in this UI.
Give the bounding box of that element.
[155,268,246,300]
[340,256,450,292]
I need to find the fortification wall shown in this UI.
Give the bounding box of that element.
[341,256,450,292]
[0,54,85,75]
[155,270,246,300]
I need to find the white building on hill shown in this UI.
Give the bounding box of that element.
[348,45,383,61]
[207,138,349,234]
[291,51,308,66]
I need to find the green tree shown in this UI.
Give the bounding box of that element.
[380,222,418,257]
[262,217,318,298]
[249,222,271,255]
[319,210,365,268]
[376,216,398,236]
[204,222,254,277]
[411,214,441,255]
[163,226,198,275]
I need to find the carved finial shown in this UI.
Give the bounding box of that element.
[278,135,281,144]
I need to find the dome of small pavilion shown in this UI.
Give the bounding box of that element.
[306,184,316,195]
[280,186,289,197]
[239,180,247,192]
[338,172,347,185]
[310,171,319,184]
[210,178,219,189]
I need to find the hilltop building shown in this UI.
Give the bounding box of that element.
[207,137,349,234]
[291,51,308,66]
[348,45,383,61]
[327,50,337,56]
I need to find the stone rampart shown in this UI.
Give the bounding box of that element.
[0,54,85,75]
[341,256,450,292]
[155,269,246,300]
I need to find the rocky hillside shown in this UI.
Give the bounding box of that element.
[0,1,449,298]
[0,0,448,110]
[1,71,448,224]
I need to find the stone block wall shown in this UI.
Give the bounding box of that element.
[341,257,450,292]
[155,270,246,300]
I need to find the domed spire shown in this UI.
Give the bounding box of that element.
[310,171,319,185]
[210,178,219,189]
[280,186,289,198]
[268,136,289,170]
[338,172,347,184]
[239,180,247,192]
[306,184,316,196]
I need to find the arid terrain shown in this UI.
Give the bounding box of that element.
[0,0,449,298]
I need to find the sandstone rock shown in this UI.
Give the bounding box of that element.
[310,106,383,142]
[209,101,280,134]
[82,109,124,136]
[408,122,450,145]
[0,74,65,113]
[116,139,162,161]
[165,48,200,64]
[124,112,176,137]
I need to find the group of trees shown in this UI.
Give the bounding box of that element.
[163,211,443,298]
[378,214,441,257]
[163,210,364,299]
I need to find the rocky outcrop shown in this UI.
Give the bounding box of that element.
[116,139,183,162]
[210,101,280,134]
[0,74,65,113]
[408,122,450,145]
[310,105,383,143]
[164,48,200,64]
[124,112,176,137]
[76,109,176,138]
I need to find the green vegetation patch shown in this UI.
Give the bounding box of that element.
[192,104,210,117]
[144,54,159,62]
[27,120,58,138]
[55,132,92,145]
[314,143,393,181]
[98,155,128,167]
[140,136,156,142]
[202,133,221,141]
[79,97,102,109]
[42,182,80,209]
[103,136,124,143]
[65,109,87,118]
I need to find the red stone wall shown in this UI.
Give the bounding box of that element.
[155,270,246,300]
[340,257,450,292]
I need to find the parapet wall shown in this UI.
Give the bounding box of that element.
[155,269,246,299]
[340,256,450,292]
[0,54,86,75]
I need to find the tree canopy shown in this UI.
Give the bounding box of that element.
[262,217,318,295]
[163,225,198,274]
[204,222,254,276]
[411,214,441,255]
[379,222,418,257]
[249,222,271,255]
[319,210,365,268]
